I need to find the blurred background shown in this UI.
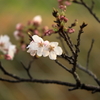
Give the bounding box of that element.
[0,0,100,100]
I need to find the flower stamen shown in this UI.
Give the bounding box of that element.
[49,45,54,52]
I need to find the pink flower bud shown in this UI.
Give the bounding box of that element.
[16,23,23,31]
[44,29,54,36]
[60,16,68,22]
[59,5,67,10]
[33,30,39,35]
[21,44,26,51]
[65,1,72,6]
[67,28,75,33]
[32,15,42,26]
[13,31,24,40]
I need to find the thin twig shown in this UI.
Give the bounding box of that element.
[55,60,71,72]
[0,62,20,80]
[73,0,100,23]
[60,29,75,55]
[72,22,87,72]
[91,0,95,10]
[0,60,100,92]
[55,59,81,90]
[57,35,68,54]
[65,31,74,48]
[77,63,100,86]
[86,39,94,69]
[20,60,33,79]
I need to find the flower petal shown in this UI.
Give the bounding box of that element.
[50,42,58,47]
[7,45,16,60]
[37,47,43,56]
[43,50,49,57]
[49,51,57,60]
[32,35,43,43]
[54,46,63,55]
[28,42,38,50]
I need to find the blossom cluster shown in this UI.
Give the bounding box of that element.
[58,0,72,10]
[13,15,43,40]
[0,35,16,60]
[27,35,63,60]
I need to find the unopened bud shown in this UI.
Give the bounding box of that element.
[44,29,54,36]
[32,15,42,26]
[67,28,75,33]
[16,23,23,31]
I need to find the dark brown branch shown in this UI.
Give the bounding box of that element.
[0,77,100,92]
[0,62,20,80]
[0,60,100,92]
[57,35,68,54]
[73,0,100,23]
[60,29,75,55]
[86,39,94,69]
[55,59,81,90]
[65,31,74,48]
[77,63,100,86]
[20,59,33,79]
[72,22,87,72]
[91,0,95,10]
[55,60,71,72]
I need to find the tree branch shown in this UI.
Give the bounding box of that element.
[73,0,100,23]
[86,39,94,69]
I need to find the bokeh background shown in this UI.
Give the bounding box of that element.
[0,0,100,100]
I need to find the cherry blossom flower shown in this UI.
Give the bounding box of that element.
[27,35,45,57]
[27,35,63,60]
[0,35,11,54]
[0,35,16,60]
[27,41,37,56]
[5,45,16,60]
[43,42,63,60]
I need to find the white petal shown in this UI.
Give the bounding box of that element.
[42,50,49,57]
[7,45,16,60]
[13,31,20,40]
[44,40,50,46]
[32,35,43,43]
[3,35,10,42]
[33,15,42,24]
[50,42,58,47]
[30,50,36,56]
[49,51,57,60]
[54,46,63,55]
[29,42,38,50]
[0,35,12,54]
[37,47,43,56]
[27,48,36,56]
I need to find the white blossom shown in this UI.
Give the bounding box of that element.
[32,15,42,25]
[27,35,45,57]
[27,35,63,60]
[0,35,16,60]
[7,45,16,60]
[43,42,63,60]
[27,41,37,56]
[0,35,11,54]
